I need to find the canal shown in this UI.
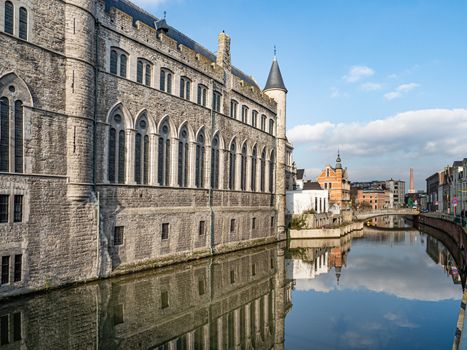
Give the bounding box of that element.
[0,216,463,349]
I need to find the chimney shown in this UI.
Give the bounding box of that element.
[409,168,415,193]
[217,31,231,69]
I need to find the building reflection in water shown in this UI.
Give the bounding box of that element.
[0,243,289,350]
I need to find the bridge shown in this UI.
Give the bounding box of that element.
[355,208,419,221]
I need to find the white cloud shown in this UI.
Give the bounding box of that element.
[361,82,383,91]
[384,82,419,100]
[287,108,467,159]
[343,65,375,83]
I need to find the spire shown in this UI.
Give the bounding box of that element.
[264,49,287,93]
[335,149,342,169]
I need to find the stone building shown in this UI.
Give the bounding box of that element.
[316,152,351,210]
[0,0,291,298]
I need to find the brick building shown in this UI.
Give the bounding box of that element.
[0,0,291,298]
[316,152,351,209]
[356,189,393,210]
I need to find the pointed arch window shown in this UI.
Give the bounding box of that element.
[211,134,220,189]
[251,146,257,191]
[228,142,236,190]
[4,1,14,35]
[178,126,189,187]
[269,151,275,193]
[108,112,126,183]
[195,131,205,188]
[158,122,170,186]
[240,144,247,191]
[135,115,149,185]
[19,7,27,40]
[260,149,266,192]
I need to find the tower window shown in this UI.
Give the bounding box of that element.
[114,226,124,246]
[161,223,169,240]
[230,218,236,233]
[199,220,206,235]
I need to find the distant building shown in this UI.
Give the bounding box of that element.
[426,172,440,211]
[450,160,465,214]
[295,169,305,190]
[286,181,328,214]
[351,179,404,208]
[385,179,405,208]
[317,152,351,210]
[356,189,393,210]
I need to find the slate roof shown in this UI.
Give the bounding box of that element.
[264,59,287,92]
[105,0,260,89]
[303,181,323,190]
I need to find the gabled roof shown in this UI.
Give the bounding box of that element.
[104,0,260,89]
[264,58,287,92]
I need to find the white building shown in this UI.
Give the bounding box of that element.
[286,181,329,214]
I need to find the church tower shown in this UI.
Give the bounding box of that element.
[264,53,287,239]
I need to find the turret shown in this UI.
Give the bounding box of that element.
[335,150,342,169]
[264,53,287,239]
[64,0,97,200]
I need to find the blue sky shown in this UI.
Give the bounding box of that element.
[132,0,467,190]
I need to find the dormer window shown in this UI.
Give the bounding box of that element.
[241,105,248,123]
[110,48,128,78]
[230,100,238,118]
[160,68,173,93]
[180,77,191,100]
[137,59,152,86]
[197,84,207,107]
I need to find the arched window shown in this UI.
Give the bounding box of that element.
[14,101,23,173]
[178,126,189,187]
[136,60,143,84]
[160,69,172,93]
[134,115,149,185]
[252,110,258,128]
[197,84,207,106]
[158,121,170,186]
[180,77,191,100]
[136,59,152,86]
[230,100,238,119]
[251,146,257,191]
[240,144,247,191]
[269,151,275,193]
[0,97,9,172]
[145,64,151,86]
[4,1,14,35]
[108,112,126,183]
[260,149,266,192]
[119,54,127,78]
[19,7,27,40]
[211,134,220,189]
[195,131,205,188]
[228,142,236,190]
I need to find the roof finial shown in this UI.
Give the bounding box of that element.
[274,45,277,60]
[163,11,167,19]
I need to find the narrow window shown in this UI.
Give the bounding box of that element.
[229,143,236,190]
[13,195,22,223]
[0,195,8,223]
[230,218,236,233]
[180,77,191,100]
[180,77,185,98]
[213,92,221,112]
[252,217,256,229]
[269,119,274,135]
[240,145,247,191]
[167,72,172,94]
[143,135,149,184]
[260,149,266,192]
[178,127,189,187]
[114,226,123,246]
[230,100,237,118]
[198,278,205,295]
[4,1,14,35]
[161,290,169,309]
[195,132,205,188]
[13,254,21,282]
[271,216,275,228]
[14,101,23,173]
[261,115,267,131]
[161,222,169,240]
[241,105,248,123]
[269,151,275,193]
[110,50,118,74]
[1,256,9,284]
[160,69,166,91]
[118,130,125,183]
[199,220,205,235]
[108,128,116,183]
[18,7,28,39]
[135,133,142,184]
[251,146,257,191]
[230,269,235,284]
[252,263,256,276]
[145,64,151,86]
[12,313,21,341]
[0,315,8,345]
[252,110,258,128]
[197,85,207,106]
[119,54,127,78]
[211,134,220,189]
[0,97,9,172]
[136,60,143,83]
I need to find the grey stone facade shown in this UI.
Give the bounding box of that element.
[0,0,291,298]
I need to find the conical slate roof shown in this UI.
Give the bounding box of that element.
[264,58,287,92]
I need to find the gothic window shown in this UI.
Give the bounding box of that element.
[134,115,149,185]
[108,111,126,184]
[180,77,191,100]
[195,131,205,188]
[228,142,236,190]
[260,149,266,192]
[240,144,247,191]
[261,114,267,131]
[4,1,13,35]
[109,48,128,78]
[241,105,248,123]
[211,134,220,189]
[269,119,274,135]
[213,91,221,112]
[0,96,23,173]
[269,151,275,193]
[252,110,258,128]
[19,7,27,40]
[158,121,170,186]
[230,100,238,118]
[160,69,172,93]
[251,146,257,191]
[197,84,207,107]
[178,126,189,187]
